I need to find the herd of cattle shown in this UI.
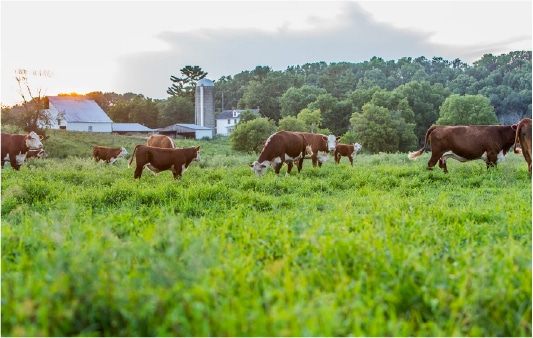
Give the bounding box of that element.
[1,118,531,179]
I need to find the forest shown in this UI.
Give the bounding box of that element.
[2,51,531,153]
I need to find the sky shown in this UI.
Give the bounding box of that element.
[1,0,531,107]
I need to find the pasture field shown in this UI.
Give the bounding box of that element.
[1,132,531,336]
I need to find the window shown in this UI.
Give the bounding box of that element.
[227,119,231,124]
[88,126,93,132]
[234,119,238,124]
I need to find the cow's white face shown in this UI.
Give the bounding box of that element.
[353,143,362,153]
[118,147,128,157]
[327,135,339,152]
[317,151,330,163]
[250,160,270,177]
[194,150,201,162]
[36,149,48,158]
[26,131,43,150]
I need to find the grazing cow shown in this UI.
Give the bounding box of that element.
[296,132,339,167]
[26,149,49,159]
[408,125,517,173]
[334,143,363,166]
[147,134,176,148]
[513,118,532,174]
[1,131,44,170]
[128,144,200,180]
[250,131,313,177]
[93,146,128,164]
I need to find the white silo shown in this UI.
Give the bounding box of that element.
[195,78,215,132]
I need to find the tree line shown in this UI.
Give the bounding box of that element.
[2,51,531,153]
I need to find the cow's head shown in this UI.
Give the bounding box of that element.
[354,143,363,153]
[192,146,201,162]
[327,135,340,152]
[118,147,128,157]
[250,160,270,177]
[26,131,44,150]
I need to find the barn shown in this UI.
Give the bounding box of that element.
[44,96,113,132]
[157,123,213,139]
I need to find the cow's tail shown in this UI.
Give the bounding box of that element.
[128,145,139,168]
[513,121,521,154]
[408,125,438,160]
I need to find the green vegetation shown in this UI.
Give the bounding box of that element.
[2,133,531,336]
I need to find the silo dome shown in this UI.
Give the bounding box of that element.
[197,78,214,87]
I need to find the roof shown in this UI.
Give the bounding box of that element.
[48,96,112,123]
[112,123,154,132]
[197,78,214,87]
[217,109,260,119]
[158,123,213,132]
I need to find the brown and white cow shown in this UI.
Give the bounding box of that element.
[147,134,176,148]
[296,132,339,167]
[93,146,128,164]
[250,131,313,177]
[128,144,200,180]
[334,143,363,166]
[513,118,532,174]
[408,125,517,173]
[1,131,44,170]
[26,149,49,159]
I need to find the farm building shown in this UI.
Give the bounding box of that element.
[216,108,260,136]
[44,96,113,132]
[112,123,154,135]
[157,123,213,139]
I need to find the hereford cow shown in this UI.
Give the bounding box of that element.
[93,146,128,164]
[296,132,339,167]
[26,149,49,159]
[250,131,313,177]
[334,143,363,166]
[1,131,44,170]
[128,145,200,180]
[513,118,532,174]
[147,134,176,148]
[408,125,517,173]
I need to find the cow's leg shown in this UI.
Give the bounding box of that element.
[349,156,353,167]
[311,155,318,167]
[286,161,294,174]
[9,156,21,171]
[334,152,339,164]
[296,158,303,173]
[427,152,441,172]
[133,163,144,179]
[437,157,449,174]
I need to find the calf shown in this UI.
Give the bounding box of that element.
[250,131,312,177]
[296,132,339,167]
[1,131,44,170]
[408,125,517,173]
[93,146,128,164]
[513,118,532,174]
[128,144,200,180]
[147,134,176,148]
[26,149,49,159]
[334,143,363,166]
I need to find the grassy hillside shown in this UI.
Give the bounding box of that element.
[2,131,531,336]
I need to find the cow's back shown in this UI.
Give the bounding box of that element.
[147,134,175,148]
[258,131,304,163]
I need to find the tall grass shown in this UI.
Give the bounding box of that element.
[1,133,531,336]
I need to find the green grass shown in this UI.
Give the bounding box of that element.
[1,133,531,336]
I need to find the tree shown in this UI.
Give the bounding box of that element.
[279,85,327,117]
[107,95,159,128]
[158,96,194,127]
[297,108,322,132]
[436,94,498,125]
[277,116,307,132]
[229,118,276,153]
[7,69,54,132]
[167,65,208,101]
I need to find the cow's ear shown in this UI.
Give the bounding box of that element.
[261,164,268,168]
[196,146,201,150]
[336,136,341,141]
[511,124,518,130]
[39,135,44,140]
[322,136,327,141]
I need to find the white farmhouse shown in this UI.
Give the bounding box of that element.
[44,96,113,132]
[216,109,260,136]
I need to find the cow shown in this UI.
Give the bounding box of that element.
[26,149,49,159]
[334,143,363,166]
[296,132,339,167]
[1,131,44,170]
[408,125,517,173]
[513,118,532,174]
[128,144,201,180]
[250,131,313,177]
[93,146,128,164]
[147,134,176,148]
